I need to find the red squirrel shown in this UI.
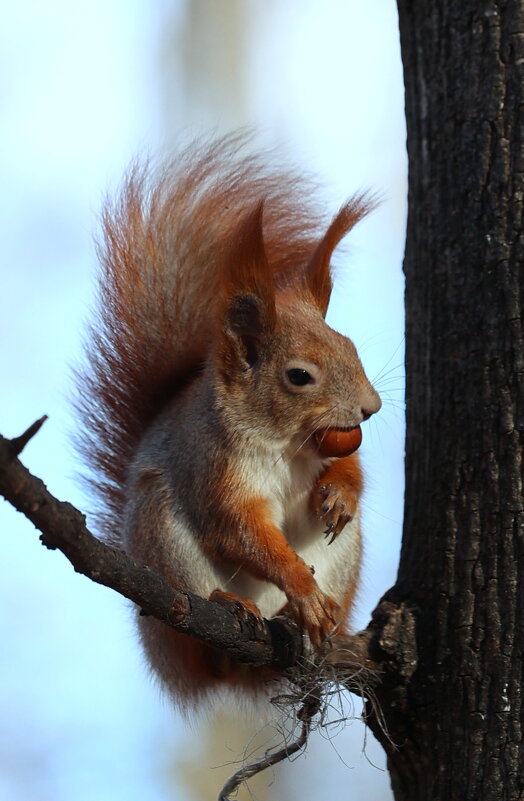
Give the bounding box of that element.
[78,136,381,707]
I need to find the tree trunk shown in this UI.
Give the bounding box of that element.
[369,2,523,799]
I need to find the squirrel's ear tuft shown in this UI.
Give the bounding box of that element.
[306,194,375,317]
[220,202,276,371]
[222,200,276,329]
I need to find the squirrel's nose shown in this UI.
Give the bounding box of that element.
[360,387,382,421]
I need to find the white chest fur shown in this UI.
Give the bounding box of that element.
[220,445,361,619]
[151,441,361,621]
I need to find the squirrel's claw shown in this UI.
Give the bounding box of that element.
[313,482,358,543]
[324,523,339,545]
[323,521,338,545]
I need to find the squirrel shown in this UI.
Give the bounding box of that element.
[78,135,381,708]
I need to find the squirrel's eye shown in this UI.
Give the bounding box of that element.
[286,368,313,386]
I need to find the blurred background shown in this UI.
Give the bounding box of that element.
[0,2,406,799]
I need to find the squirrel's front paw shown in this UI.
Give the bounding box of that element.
[312,481,358,544]
[281,587,340,648]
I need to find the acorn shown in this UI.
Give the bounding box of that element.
[314,425,362,458]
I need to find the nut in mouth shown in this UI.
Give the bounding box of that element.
[313,426,363,458]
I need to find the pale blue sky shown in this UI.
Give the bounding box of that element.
[0,3,406,799]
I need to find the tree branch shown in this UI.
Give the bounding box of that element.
[0,420,410,692]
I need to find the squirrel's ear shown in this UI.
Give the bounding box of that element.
[221,201,276,369]
[223,200,276,321]
[306,195,374,317]
[224,293,269,368]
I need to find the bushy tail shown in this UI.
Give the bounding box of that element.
[76,134,343,542]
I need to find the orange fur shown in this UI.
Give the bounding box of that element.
[77,136,372,540]
[205,494,317,596]
[77,134,380,707]
[316,452,364,503]
[306,197,377,316]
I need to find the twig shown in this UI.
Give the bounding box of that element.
[8,415,48,457]
[218,686,322,801]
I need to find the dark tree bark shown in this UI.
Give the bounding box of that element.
[368,2,523,800]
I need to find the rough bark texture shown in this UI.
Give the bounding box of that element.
[373,2,523,799]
